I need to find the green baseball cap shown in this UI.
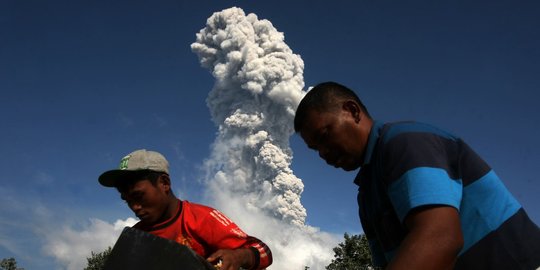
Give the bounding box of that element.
[98,149,169,187]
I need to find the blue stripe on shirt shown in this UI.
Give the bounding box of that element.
[388,167,463,222]
[459,170,521,253]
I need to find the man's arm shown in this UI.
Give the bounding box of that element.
[386,206,463,270]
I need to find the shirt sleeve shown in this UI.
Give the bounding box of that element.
[200,208,273,269]
[381,131,463,223]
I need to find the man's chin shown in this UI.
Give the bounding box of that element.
[340,163,361,171]
[328,159,359,171]
[137,217,154,226]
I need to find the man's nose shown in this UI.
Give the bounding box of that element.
[129,202,142,212]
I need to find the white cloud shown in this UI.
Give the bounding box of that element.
[43,217,137,270]
[0,187,137,269]
[208,191,339,269]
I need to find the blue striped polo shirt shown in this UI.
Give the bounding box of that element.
[355,121,540,269]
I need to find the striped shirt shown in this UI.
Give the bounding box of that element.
[356,121,540,269]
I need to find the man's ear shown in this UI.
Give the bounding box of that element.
[158,174,171,192]
[342,100,362,123]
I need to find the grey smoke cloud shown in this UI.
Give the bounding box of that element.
[191,6,306,226]
[192,7,338,269]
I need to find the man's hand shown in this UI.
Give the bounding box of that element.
[207,248,255,270]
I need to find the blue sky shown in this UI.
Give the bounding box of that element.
[1,0,539,269]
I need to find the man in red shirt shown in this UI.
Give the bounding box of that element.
[99,149,273,270]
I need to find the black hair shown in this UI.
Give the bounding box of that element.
[294,81,371,133]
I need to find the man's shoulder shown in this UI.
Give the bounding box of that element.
[182,201,237,228]
[182,200,215,212]
[380,121,457,144]
[182,201,221,220]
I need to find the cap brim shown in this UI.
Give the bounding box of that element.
[98,170,142,187]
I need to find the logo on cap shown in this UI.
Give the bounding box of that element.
[119,155,131,170]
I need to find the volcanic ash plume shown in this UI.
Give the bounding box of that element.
[191,6,306,226]
[191,7,337,269]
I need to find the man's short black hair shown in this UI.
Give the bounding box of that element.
[294,81,371,132]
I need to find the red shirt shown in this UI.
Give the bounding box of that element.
[134,200,272,269]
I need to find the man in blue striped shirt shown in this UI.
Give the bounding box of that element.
[294,81,540,269]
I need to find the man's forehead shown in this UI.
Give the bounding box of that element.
[119,179,151,193]
[131,179,153,189]
[305,109,336,125]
